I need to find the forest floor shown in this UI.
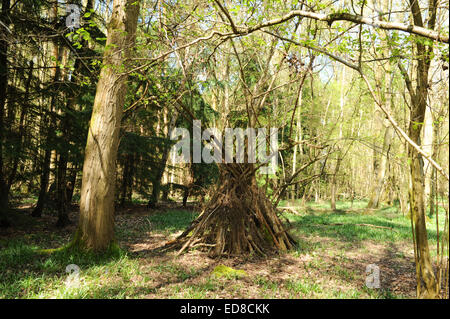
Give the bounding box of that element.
[0,200,447,299]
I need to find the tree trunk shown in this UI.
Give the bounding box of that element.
[56,152,70,227]
[0,0,10,226]
[148,110,178,208]
[0,183,8,227]
[330,178,337,211]
[56,0,94,217]
[409,123,438,298]
[405,0,439,299]
[330,155,342,211]
[168,163,296,257]
[422,105,434,214]
[73,0,140,251]
[120,154,133,206]
[149,153,169,208]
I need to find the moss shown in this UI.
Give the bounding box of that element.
[211,265,247,279]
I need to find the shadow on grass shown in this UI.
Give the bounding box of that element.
[285,208,441,247]
[0,238,126,298]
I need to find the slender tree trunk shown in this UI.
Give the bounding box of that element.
[405,0,439,299]
[56,152,70,227]
[7,61,33,195]
[32,28,62,218]
[56,0,94,217]
[0,0,10,226]
[127,154,134,202]
[0,184,8,226]
[73,0,140,251]
[367,124,394,208]
[32,147,51,217]
[56,60,71,227]
[367,59,394,208]
[409,119,438,298]
[422,105,434,213]
[170,163,296,256]
[66,163,78,205]
[149,146,172,207]
[330,155,342,211]
[291,86,302,200]
[120,154,133,206]
[428,117,439,217]
[149,110,179,208]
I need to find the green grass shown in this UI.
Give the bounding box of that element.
[146,209,198,233]
[1,201,446,299]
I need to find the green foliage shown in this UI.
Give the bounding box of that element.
[147,210,198,233]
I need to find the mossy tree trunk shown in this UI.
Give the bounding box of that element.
[73,0,140,251]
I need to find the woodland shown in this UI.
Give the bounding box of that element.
[0,0,449,299]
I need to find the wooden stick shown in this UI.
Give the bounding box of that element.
[277,207,302,215]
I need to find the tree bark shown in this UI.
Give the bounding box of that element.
[32,3,62,218]
[56,151,70,227]
[422,105,434,213]
[56,0,94,221]
[148,109,179,208]
[367,15,394,209]
[74,0,140,251]
[120,154,133,206]
[238,9,449,43]
[330,154,342,211]
[0,0,10,226]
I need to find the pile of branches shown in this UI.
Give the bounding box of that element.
[166,163,296,257]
